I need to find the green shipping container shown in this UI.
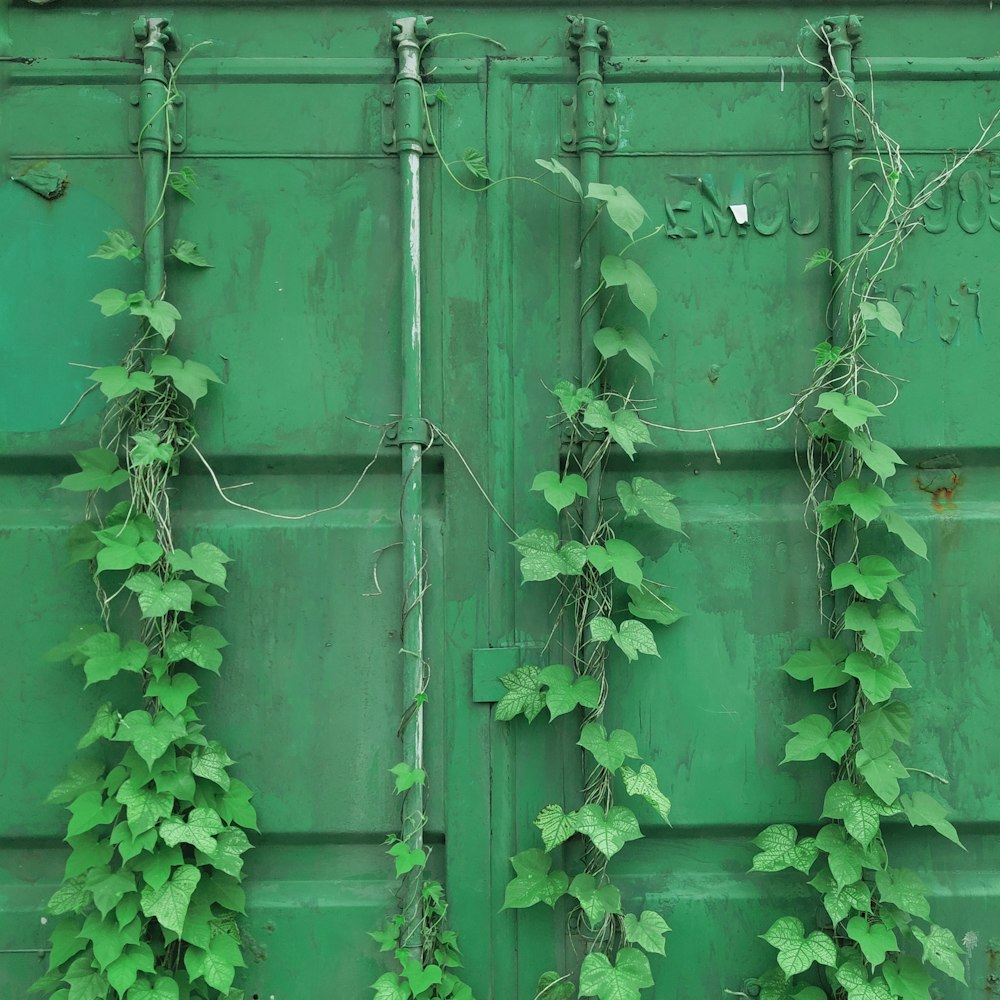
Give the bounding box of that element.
[2,2,998,997]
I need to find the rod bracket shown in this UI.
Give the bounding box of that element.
[563,16,616,153]
[390,417,432,447]
[811,14,865,151]
[386,15,434,154]
[130,16,186,153]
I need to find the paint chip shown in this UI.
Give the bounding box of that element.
[730,204,749,225]
[13,160,69,200]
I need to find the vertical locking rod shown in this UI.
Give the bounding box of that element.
[391,13,432,960]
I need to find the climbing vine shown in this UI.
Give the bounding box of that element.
[34,41,256,1000]
[494,168,679,1000]
[736,23,1000,1000]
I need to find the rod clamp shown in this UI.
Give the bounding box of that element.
[390,417,432,447]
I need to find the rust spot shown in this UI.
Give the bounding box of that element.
[915,472,961,511]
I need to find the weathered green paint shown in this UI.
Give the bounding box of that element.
[3,3,1000,998]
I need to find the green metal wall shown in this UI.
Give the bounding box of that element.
[2,2,998,997]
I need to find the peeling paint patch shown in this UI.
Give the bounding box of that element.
[12,160,69,199]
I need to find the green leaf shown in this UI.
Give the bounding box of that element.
[579,948,653,1000]
[160,807,224,855]
[534,803,578,851]
[856,745,908,803]
[818,391,882,430]
[809,874,871,925]
[539,664,600,720]
[63,831,114,879]
[861,299,904,336]
[169,167,198,202]
[626,585,685,626]
[850,433,905,481]
[112,710,187,767]
[782,715,851,764]
[114,779,172,836]
[583,400,653,458]
[815,824,869,887]
[875,868,930,920]
[389,761,426,794]
[78,703,118,749]
[579,723,640,771]
[512,528,587,582]
[618,477,682,532]
[534,971,575,1000]
[47,877,90,915]
[92,229,141,262]
[124,572,193,618]
[67,790,118,837]
[183,931,245,993]
[130,296,181,340]
[150,354,222,405]
[462,147,490,180]
[94,519,163,575]
[623,911,669,956]
[605,618,658,661]
[220,779,258,831]
[534,158,582,197]
[835,962,894,1000]
[847,916,897,964]
[912,924,966,984]
[502,849,568,909]
[751,824,818,875]
[900,791,963,847]
[531,471,588,512]
[387,840,426,876]
[830,556,901,600]
[804,247,833,272]
[588,183,648,238]
[370,972,409,1000]
[881,509,928,559]
[190,741,235,791]
[169,239,212,267]
[139,863,200,935]
[88,366,155,400]
[128,976,181,1000]
[621,763,671,823]
[91,288,133,317]
[59,448,129,493]
[164,625,228,673]
[831,478,894,525]
[130,431,174,467]
[843,651,910,703]
[588,539,644,586]
[495,665,544,722]
[858,701,912,755]
[78,632,148,686]
[87,869,136,919]
[198,826,252,879]
[106,943,155,995]
[167,542,231,590]
[887,579,917,617]
[146,673,200,716]
[594,326,659,379]
[600,255,657,323]
[843,604,916,661]
[883,956,932,1000]
[551,379,594,417]
[761,916,836,977]
[573,804,643,858]
[822,781,888,848]
[569,873,621,928]
[781,638,850,690]
[66,521,102,565]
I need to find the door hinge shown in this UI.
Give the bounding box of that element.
[809,85,869,150]
[381,90,439,154]
[560,90,619,154]
[472,644,544,703]
[130,92,187,152]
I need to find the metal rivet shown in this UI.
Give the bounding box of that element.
[562,132,574,144]
[605,93,616,104]
[129,94,140,106]
[605,133,617,144]
[813,130,825,143]
[562,95,573,107]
